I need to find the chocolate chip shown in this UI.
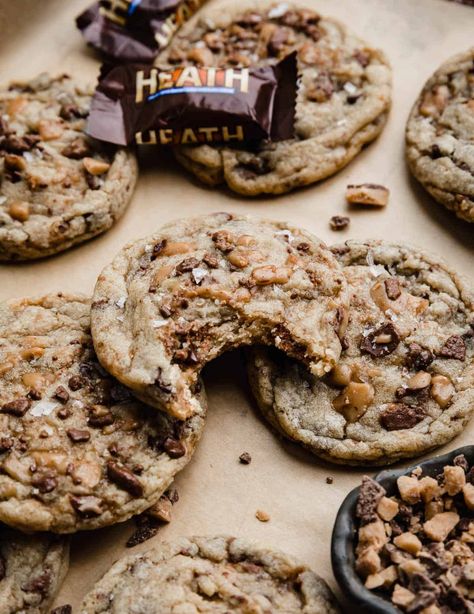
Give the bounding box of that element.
[356,476,385,525]
[453,454,469,472]
[2,133,40,154]
[0,437,13,453]
[150,239,167,260]
[27,389,42,400]
[239,452,252,464]
[22,571,51,595]
[1,398,31,416]
[126,514,160,547]
[163,437,186,459]
[107,461,144,497]
[360,322,400,357]
[31,470,57,493]
[70,494,103,517]
[61,137,90,159]
[236,155,271,178]
[329,215,350,231]
[51,605,73,614]
[53,386,69,404]
[67,428,90,443]
[165,488,179,504]
[439,335,466,361]
[57,407,72,420]
[68,375,84,391]
[405,343,434,371]
[202,252,219,268]
[326,476,334,484]
[175,257,200,274]
[87,405,114,428]
[384,278,401,300]
[380,403,426,431]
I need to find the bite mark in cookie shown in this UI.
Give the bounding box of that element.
[91,212,348,420]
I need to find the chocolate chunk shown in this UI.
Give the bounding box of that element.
[360,322,400,357]
[307,72,334,102]
[57,406,72,420]
[384,278,401,300]
[237,155,271,178]
[51,605,72,614]
[439,335,466,361]
[453,454,469,472]
[380,403,426,431]
[68,375,84,391]
[126,514,160,548]
[53,386,70,404]
[329,215,350,231]
[85,172,101,190]
[31,470,57,493]
[1,398,31,416]
[175,257,200,274]
[0,437,14,453]
[202,252,219,268]
[59,102,86,120]
[70,494,103,517]
[326,476,334,484]
[61,137,90,159]
[211,230,234,253]
[22,571,51,595]
[356,476,386,525]
[67,428,91,443]
[163,437,186,459]
[239,452,252,464]
[151,239,167,260]
[87,405,114,427]
[107,461,144,497]
[2,133,40,154]
[405,592,436,613]
[166,488,179,504]
[405,343,434,371]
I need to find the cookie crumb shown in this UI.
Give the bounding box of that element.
[326,476,334,484]
[239,452,252,464]
[255,509,270,522]
[346,183,389,206]
[329,215,350,231]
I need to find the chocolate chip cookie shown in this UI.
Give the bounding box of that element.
[406,48,474,222]
[91,212,348,420]
[0,73,137,260]
[247,241,474,466]
[158,1,392,196]
[0,294,205,533]
[0,525,69,613]
[81,535,341,613]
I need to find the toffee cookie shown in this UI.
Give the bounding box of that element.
[247,240,474,465]
[0,294,205,533]
[80,535,341,613]
[158,1,392,196]
[0,525,69,614]
[91,212,348,420]
[0,73,137,260]
[406,48,474,223]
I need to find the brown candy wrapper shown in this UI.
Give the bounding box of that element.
[76,0,206,63]
[87,53,297,147]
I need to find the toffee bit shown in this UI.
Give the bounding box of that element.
[346,183,390,207]
[255,509,270,522]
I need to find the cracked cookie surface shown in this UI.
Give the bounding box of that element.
[406,48,474,223]
[80,535,340,613]
[0,294,205,533]
[0,73,137,260]
[247,241,474,466]
[91,212,348,420]
[158,0,392,196]
[0,525,69,614]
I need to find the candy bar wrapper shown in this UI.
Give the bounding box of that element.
[76,0,206,63]
[87,53,297,147]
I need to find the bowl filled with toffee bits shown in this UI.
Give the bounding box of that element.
[331,446,474,613]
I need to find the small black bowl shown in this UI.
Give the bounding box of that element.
[331,445,474,613]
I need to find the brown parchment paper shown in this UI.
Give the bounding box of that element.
[0,0,473,610]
